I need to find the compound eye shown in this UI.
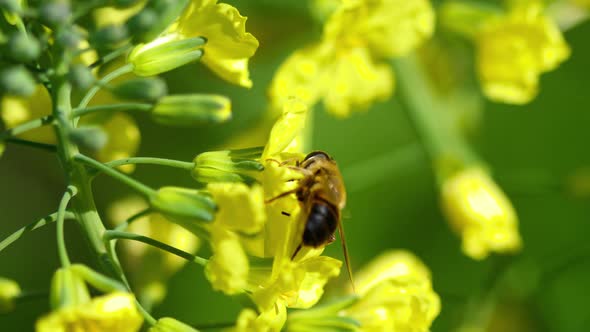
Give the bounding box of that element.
[304,151,331,162]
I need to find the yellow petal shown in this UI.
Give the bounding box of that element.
[263,99,309,158]
[229,306,287,332]
[205,228,249,295]
[177,0,259,87]
[321,46,394,118]
[0,277,20,313]
[441,167,522,260]
[325,0,435,57]
[208,182,266,234]
[476,3,570,104]
[36,292,143,332]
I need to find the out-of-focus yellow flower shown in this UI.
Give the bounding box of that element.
[228,307,287,332]
[36,292,143,332]
[0,277,21,313]
[342,250,440,332]
[325,0,435,58]
[94,2,144,28]
[441,167,522,260]
[107,196,200,307]
[269,0,434,116]
[1,86,55,143]
[131,0,259,87]
[476,1,570,104]
[93,113,141,173]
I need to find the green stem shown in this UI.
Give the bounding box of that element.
[88,45,133,69]
[71,103,153,118]
[342,142,424,193]
[393,55,478,183]
[57,186,78,267]
[104,157,195,172]
[74,153,156,198]
[3,138,57,152]
[0,115,53,140]
[0,211,75,253]
[77,63,133,111]
[14,290,50,304]
[104,230,208,266]
[114,209,152,232]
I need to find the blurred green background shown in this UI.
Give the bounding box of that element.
[2,1,590,331]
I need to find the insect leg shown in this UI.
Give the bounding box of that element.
[338,223,356,293]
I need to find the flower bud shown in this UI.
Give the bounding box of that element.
[128,36,205,76]
[128,0,189,43]
[0,277,21,313]
[0,66,36,97]
[68,64,95,90]
[39,2,71,27]
[8,32,41,62]
[192,147,264,185]
[111,77,168,102]
[91,24,128,48]
[151,94,231,127]
[69,126,108,152]
[149,317,199,332]
[441,166,522,260]
[126,9,157,39]
[149,187,216,223]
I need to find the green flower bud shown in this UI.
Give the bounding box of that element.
[192,147,264,185]
[0,66,36,97]
[111,77,167,102]
[149,187,216,223]
[69,64,95,90]
[69,126,107,152]
[91,25,128,48]
[8,33,41,62]
[56,28,83,50]
[0,277,21,313]
[126,9,157,39]
[129,0,189,43]
[151,94,231,127]
[39,2,71,27]
[128,37,205,76]
[149,317,199,332]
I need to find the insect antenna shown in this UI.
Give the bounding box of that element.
[338,223,356,293]
[291,243,303,260]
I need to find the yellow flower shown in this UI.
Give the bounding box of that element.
[228,307,287,332]
[201,99,342,327]
[36,292,143,332]
[93,2,144,28]
[441,167,522,260]
[1,86,55,143]
[342,250,440,332]
[269,0,433,117]
[324,0,435,58]
[0,277,21,313]
[92,113,141,173]
[270,44,394,118]
[476,1,570,104]
[131,0,259,87]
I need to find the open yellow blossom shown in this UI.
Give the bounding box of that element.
[201,99,342,330]
[131,0,259,87]
[342,250,440,332]
[0,277,21,313]
[36,292,143,332]
[476,1,570,104]
[269,0,434,116]
[441,167,522,260]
